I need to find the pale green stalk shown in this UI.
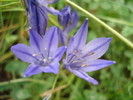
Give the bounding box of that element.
[64,0,133,49]
[51,71,60,94]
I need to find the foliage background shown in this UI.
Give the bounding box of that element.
[0,0,133,100]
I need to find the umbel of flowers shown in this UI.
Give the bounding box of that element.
[11,0,116,85]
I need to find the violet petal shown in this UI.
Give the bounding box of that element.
[43,60,60,74]
[82,37,112,60]
[24,63,44,77]
[44,26,58,56]
[53,46,67,61]
[30,29,44,53]
[11,44,34,63]
[79,59,116,72]
[73,18,88,50]
[73,70,98,85]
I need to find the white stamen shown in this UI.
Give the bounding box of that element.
[43,59,47,62]
[88,52,95,56]
[81,64,88,67]
[32,54,37,56]
[48,57,52,59]
[44,48,47,50]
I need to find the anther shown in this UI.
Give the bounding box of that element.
[81,64,88,67]
[43,59,47,62]
[32,54,37,56]
[88,52,95,56]
[44,48,47,50]
[73,50,77,54]
[76,55,81,57]
[72,61,79,63]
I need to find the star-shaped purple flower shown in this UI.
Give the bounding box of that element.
[11,26,66,77]
[58,5,78,45]
[63,18,116,85]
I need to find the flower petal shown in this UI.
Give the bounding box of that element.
[26,0,48,36]
[79,59,116,72]
[45,6,62,16]
[44,26,58,56]
[58,6,71,27]
[63,62,73,72]
[38,0,58,5]
[29,29,44,53]
[82,37,112,60]
[11,44,34,63]
[53,46,67,61]
[43,60,60,74]
[65,37,76,62]
[24,63,44,77]
[73,18,88,50]
[66,36,74,57]
[63,10,78,34]
[73,70,98,85]
[57,28,68,46]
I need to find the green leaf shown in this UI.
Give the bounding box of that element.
[0,8,25,12]
[5,60,28,77]
[121,26,133,37]
[10,86,31,100]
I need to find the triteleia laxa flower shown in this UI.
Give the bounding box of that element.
[58,5,78,45]
[26,0,48,37]
[11,26,66,77]
[63,18,116,85]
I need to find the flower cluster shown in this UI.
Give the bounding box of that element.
[11,0,116,85]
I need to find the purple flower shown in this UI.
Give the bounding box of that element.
[11,26,66,77]
[26,0,48,37]
[63,18,116,85]
[58,5,78,46]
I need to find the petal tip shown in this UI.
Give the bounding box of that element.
[23,75,27,78]
[92,80,99,85]
[108,37,112,41]
[93,82,99,85]
[29,27,32,29]
[113,61,116,64]
[86,18,89,20]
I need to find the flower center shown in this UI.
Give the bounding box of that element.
[67,50,87,69]
[32,48,52,66]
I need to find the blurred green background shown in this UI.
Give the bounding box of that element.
[0,0,133,100]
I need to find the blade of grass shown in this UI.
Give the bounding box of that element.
[0,2,20,8]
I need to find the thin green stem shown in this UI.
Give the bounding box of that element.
[50,70,60,94]
[65,0,133,49]
[43,70,61,99]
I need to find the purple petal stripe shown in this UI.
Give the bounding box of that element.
[11,44,34,63]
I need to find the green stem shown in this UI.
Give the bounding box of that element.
[50,70,60,94]
[65,0,133,49]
